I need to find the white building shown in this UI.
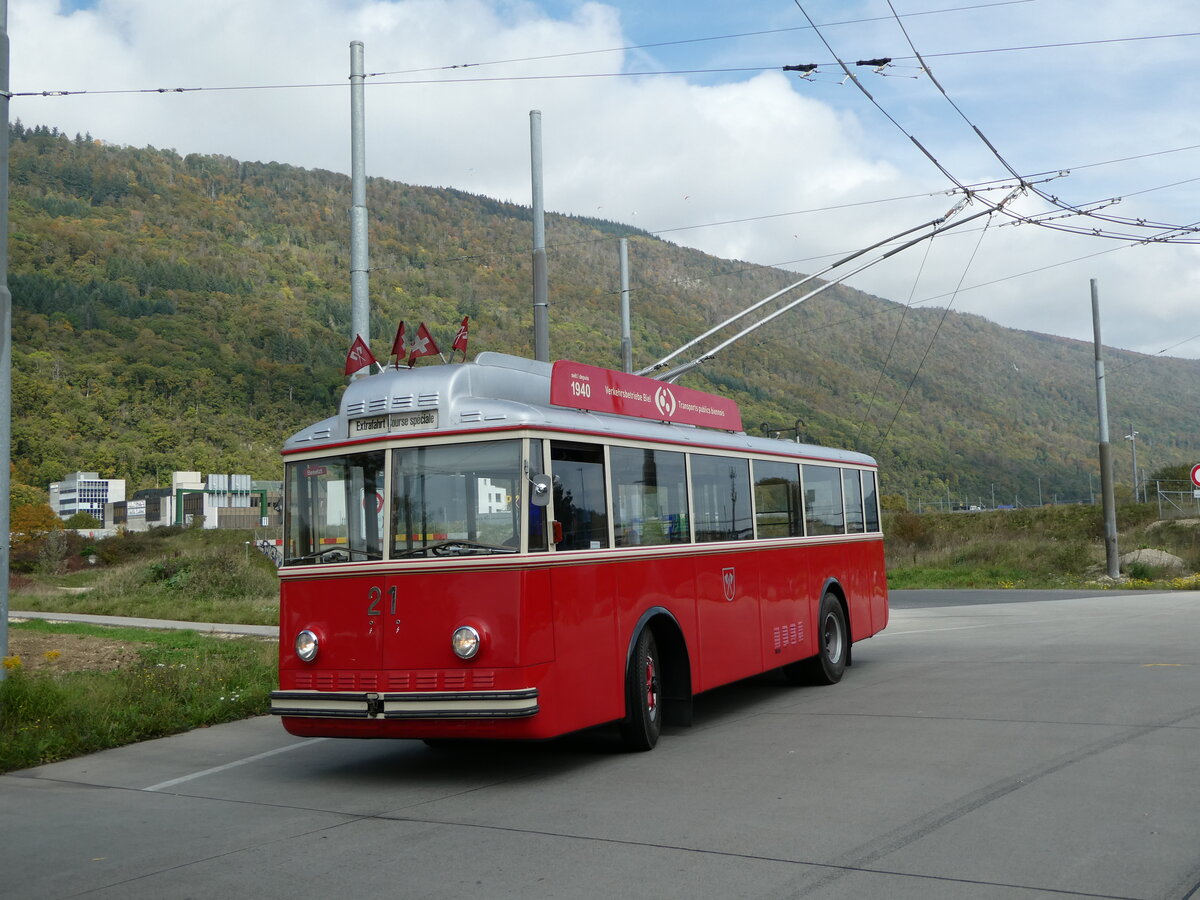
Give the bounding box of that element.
[49,472,126,526]
[477,477,511,514]
[114,472,280,531]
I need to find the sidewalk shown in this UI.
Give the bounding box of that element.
[9,610,277,637]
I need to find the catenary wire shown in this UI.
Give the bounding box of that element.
[881,0,1200,241]
[790,0,1200,251]
[855,226,936,441]
[15,23,1200,97]
[871,210,998,456]
[364,0,1039,76]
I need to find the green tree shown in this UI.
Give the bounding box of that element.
[10,481,45,508]
[64,510,102,529]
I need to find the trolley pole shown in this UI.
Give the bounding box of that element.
[349,41,370,361]
[530,110,549,362]
[1091,279,1119,578]
[0,1,11,678]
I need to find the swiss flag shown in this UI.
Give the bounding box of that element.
[407,322,441,366]
[389,321,407,366]
[344,334,377,375]
[452,316,469,357]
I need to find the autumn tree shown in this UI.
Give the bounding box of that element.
[11,503,63,543]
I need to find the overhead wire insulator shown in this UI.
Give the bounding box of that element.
[855,57,894,74]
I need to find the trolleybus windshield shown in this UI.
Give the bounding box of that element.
[284,451,386,565]
[392,439,528,557]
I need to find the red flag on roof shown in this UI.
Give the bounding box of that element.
[452,316,469,359]
[389,321,407,366]
[407,322,441,366]
[344,334,377,375]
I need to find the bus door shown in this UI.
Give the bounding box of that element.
[548,441,622,722]
[690,455,761,688]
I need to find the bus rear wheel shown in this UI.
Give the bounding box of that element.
[620,627,662,751]
[783,591,847,686]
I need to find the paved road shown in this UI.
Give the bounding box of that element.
[3,591,1199,899]
[8,608,277,636]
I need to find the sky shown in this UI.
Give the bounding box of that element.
[13,0,1200,360]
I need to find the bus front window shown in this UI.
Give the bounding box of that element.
[284,451,386,565]
[392,440,525,558]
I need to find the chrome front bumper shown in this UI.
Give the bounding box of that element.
[269,688,539,719]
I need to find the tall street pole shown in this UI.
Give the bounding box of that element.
[0,0,11,678]
[530,110,549,362]
[349,41,370,360]
[1092,279,1119,578]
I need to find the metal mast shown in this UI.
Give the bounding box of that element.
[1092,279,1119,578]
[0,0,10,677]
[349,41,370,357]
[530,110,549,362]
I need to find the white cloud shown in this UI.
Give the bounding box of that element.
[11,0,1200,357]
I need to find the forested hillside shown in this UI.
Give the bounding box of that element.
[11,123,1200,504]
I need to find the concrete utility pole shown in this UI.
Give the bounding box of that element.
[530,110,549,362]
[349,41,370,360]
[0,1,11,678]
[1092,279,1119,578]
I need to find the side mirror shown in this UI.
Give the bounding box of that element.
[530,474,552,507]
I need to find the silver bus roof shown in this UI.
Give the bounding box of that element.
[284,352,876,467]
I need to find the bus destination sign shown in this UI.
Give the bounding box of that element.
[550,360,743,431]
[349,410,439,438]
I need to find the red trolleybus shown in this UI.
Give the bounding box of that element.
[271,353,887,750]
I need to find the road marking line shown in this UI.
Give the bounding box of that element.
[883,624,997,636]
[144,738,325,792]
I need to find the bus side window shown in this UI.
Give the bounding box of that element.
[691,454,752,541]
[862,470,881,532]
[611,447,689,546]
[753,461,803,538]
[549,442,609,550]
[802,464,845,535]
[843,469,865,534]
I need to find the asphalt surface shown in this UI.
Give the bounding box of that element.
[8,609,277,636]
[3,590,1199,899]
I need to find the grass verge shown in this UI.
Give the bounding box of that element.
[1,620,277,774]
[12,535,279,626]
[884,505,1200,590]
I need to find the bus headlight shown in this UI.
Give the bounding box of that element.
[451,626,481,659]
[295,629,319,662]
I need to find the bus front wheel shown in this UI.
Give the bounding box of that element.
[784,591,847,686]
[620,627,662,751]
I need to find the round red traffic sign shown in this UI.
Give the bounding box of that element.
[1190,464,1200,488]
